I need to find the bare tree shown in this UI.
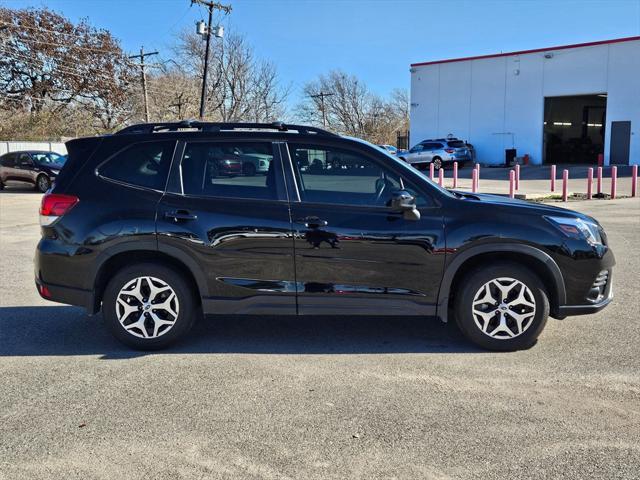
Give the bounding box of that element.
[297,70,408,144]
[173,28,288,122]
[0,7,135,135]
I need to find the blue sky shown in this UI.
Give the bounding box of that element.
[4,0,640,102]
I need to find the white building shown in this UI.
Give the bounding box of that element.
[409,36,640,166]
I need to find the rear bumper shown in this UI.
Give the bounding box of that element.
[35,277,95,312]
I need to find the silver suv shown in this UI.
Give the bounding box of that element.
[399,139,471,170]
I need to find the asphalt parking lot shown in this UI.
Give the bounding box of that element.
[1,189,639,479]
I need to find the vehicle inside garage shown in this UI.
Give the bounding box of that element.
[543,94,607,164]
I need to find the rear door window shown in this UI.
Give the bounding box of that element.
[0,153,16,167]
[179,142,281,200]
[99,141,176,191]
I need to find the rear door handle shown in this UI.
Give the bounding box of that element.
[297,216,328,228]
[164,210,197,222]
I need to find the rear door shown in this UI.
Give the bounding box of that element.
[156,138,296,315]
[0,153,17,182]
[283,141,446,316]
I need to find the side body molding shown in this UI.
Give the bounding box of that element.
[436,243,567,322]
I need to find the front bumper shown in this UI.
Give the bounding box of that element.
[556,268,614,318]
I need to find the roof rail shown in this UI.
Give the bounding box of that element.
[115,120,338,137]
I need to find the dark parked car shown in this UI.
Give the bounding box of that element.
[0,150,66,192]
[35,121,614,351]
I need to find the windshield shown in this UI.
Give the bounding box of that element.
[32,152,66,166]
[344,136,457,199]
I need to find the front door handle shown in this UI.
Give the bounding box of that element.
[297,216,328,228]
[164,210,198,222]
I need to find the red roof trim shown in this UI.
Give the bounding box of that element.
[410,36,640,67]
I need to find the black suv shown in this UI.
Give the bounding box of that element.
[35,122,614,351]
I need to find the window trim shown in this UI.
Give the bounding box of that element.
[168,138,289,202]
[283,141,437,209]
[95,140,178,193]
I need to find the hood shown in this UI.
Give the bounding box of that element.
[453,191,595,222]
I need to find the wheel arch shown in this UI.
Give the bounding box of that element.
[437,244,566,322]
[92,247,206,314]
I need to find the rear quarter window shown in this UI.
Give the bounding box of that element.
[98,141,176,191]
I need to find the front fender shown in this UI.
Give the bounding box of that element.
[436,242,566,322]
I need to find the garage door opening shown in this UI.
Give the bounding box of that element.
[543,94,607,164]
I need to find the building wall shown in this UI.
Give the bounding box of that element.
[0,141,67,156]
[410,39,640,165]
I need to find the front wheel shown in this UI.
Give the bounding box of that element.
[102,263,199,350]
[453,262,549,351]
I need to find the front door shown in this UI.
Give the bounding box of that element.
[283,142,446,316]
[15,153,36,184]
[156,139,296,315]
[610,121,631,165]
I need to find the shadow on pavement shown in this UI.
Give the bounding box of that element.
[0,305,480,358]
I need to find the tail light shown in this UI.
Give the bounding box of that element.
[444,148,455,154]
[39,193,79,226]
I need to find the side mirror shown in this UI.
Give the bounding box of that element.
[390,190,421,221]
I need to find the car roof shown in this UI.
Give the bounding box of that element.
[1,150,58,155]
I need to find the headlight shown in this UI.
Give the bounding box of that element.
[545,216,602,245]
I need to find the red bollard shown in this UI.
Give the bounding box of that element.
[550,165,556,192]
[509,170,515,198]
[611,166,617,199]
[632,165,638,197]
[475,163,480,190]
[472,168,478,193]
[453,161,458,188]
[587,167,593,200]
[515,164,520,190]
[597,166,603,195]
[429,163,434,180]
[438,167,444,187]
[562,169,568,202]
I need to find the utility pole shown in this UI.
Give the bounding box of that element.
[170,92,189,119]
[192,0,232,120]
[309,91,334,128]
[129,46,159,122]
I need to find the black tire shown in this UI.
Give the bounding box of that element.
[432,157,443,170]
[36,174,50,193]
[102,263,199,350]
[243,162,256,176]
[453,262,549,351]
[0,180,4,190]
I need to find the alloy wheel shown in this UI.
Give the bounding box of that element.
[433,158,442,170]
[115,276,179,339]
[471,277,536,339]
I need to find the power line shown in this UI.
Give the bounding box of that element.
[191,0,231,119]
[129,46,159,122]
[309,91,334,127]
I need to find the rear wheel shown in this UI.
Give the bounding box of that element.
[432,157,442,170]
[36,174,50,193]
[453,262,549,351]
[102,263,198,350]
